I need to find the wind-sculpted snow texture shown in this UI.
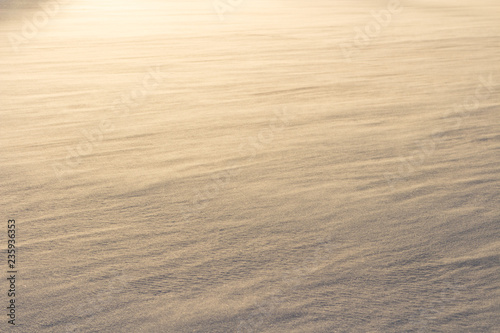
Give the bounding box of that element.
[0,0,498,332]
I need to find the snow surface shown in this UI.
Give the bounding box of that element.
[0,0,499,332]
